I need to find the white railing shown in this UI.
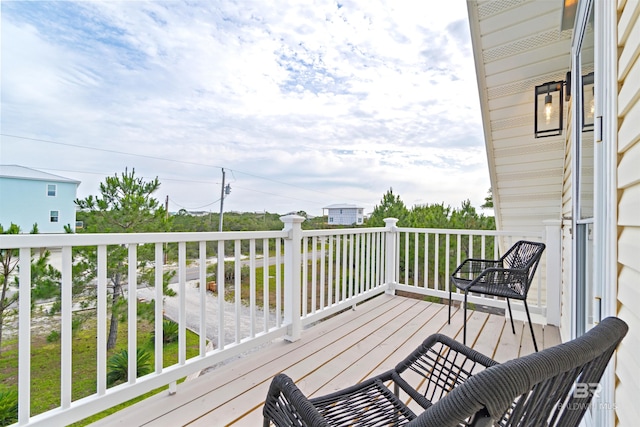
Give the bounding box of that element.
[0,216,561,426]
[396,228,546,316]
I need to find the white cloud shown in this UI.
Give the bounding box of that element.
[0,0,489,216]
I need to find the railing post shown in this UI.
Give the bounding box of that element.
[384,218,399,295]
[544,219,562,326]
[281,214,305,342]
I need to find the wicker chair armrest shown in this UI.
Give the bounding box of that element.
[263,373,328,427]
[451,258,502,278]
[393,334,498,408]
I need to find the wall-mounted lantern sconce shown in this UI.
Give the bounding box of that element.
[534,81,564,138]
[582,72,595,131]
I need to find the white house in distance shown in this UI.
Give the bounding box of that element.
[467,0,639,425]
[0,165,81,233]
[323,204,364,225]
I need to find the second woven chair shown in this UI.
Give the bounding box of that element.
[449,240,545,351]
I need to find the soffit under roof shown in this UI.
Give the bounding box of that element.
[467,0,572,232]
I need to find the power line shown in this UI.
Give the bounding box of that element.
[169,197,220,210]
[1,133,362,201]
[1,133,221,169]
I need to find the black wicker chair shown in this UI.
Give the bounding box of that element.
[448,240,546,351]
[263,317,628,427]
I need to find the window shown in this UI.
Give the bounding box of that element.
[50,210,59,222]
[47,184,57,197]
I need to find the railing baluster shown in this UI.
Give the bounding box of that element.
[348,234,354,300]
[445,234,451,289]
[217,240,225,350]
[276,238,282,327]
[128,244,138,384]
[376,232,384,287]
[404,232,409,285]
[97,245,108,391]
[365,232,370,291]
[456,234,462,273]
[311,236,317,313]
[263,238,269,333]
[354,234,361,296]
[335,235,341,303]
[342,235,347,301]
[414,232,419,288]
[18,248,31,425]
[328,237,333,306]
[319,236,325,310]
[424,233,429,289]
[199,241,207,355]
[154,244,163,372]
[61,246,73,407]
[250,239,256,338]
[178,242,186,365]
[434,234,440,290]
[235,240,241,343]
[302,237,308,316]
[377,232,382,287]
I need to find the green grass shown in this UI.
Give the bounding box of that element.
[0,313,201,426]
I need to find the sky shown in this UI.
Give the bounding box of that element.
[0,0,490,217]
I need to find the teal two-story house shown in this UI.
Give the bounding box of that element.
[0,165,80,233]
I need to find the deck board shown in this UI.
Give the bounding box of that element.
[89,294,561,427]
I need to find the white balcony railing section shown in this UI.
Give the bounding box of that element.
[0,216,561,426]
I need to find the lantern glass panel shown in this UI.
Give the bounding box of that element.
[582,72,595,131]
[534,82,563,138]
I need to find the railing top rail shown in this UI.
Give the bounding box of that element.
[395,227,544,238]
[301,227,386,237]
[0,230,288,249]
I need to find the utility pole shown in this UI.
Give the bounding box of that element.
[219,168,226,232]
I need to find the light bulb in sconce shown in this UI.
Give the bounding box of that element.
[544,93,553,123]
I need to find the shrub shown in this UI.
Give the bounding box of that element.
[151,319,179,344]
[162,320,179,343]
[0,387,18,426]
[106,348,152,386]
[46,330,60,342]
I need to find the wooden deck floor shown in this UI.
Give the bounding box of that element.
[91,294,561,427]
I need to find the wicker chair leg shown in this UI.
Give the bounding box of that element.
[524,300,538,352]
[506,298,515,334]
[463,292,468,345]
[448,288,452,325]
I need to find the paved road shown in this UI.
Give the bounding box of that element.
[137,279,275,345]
